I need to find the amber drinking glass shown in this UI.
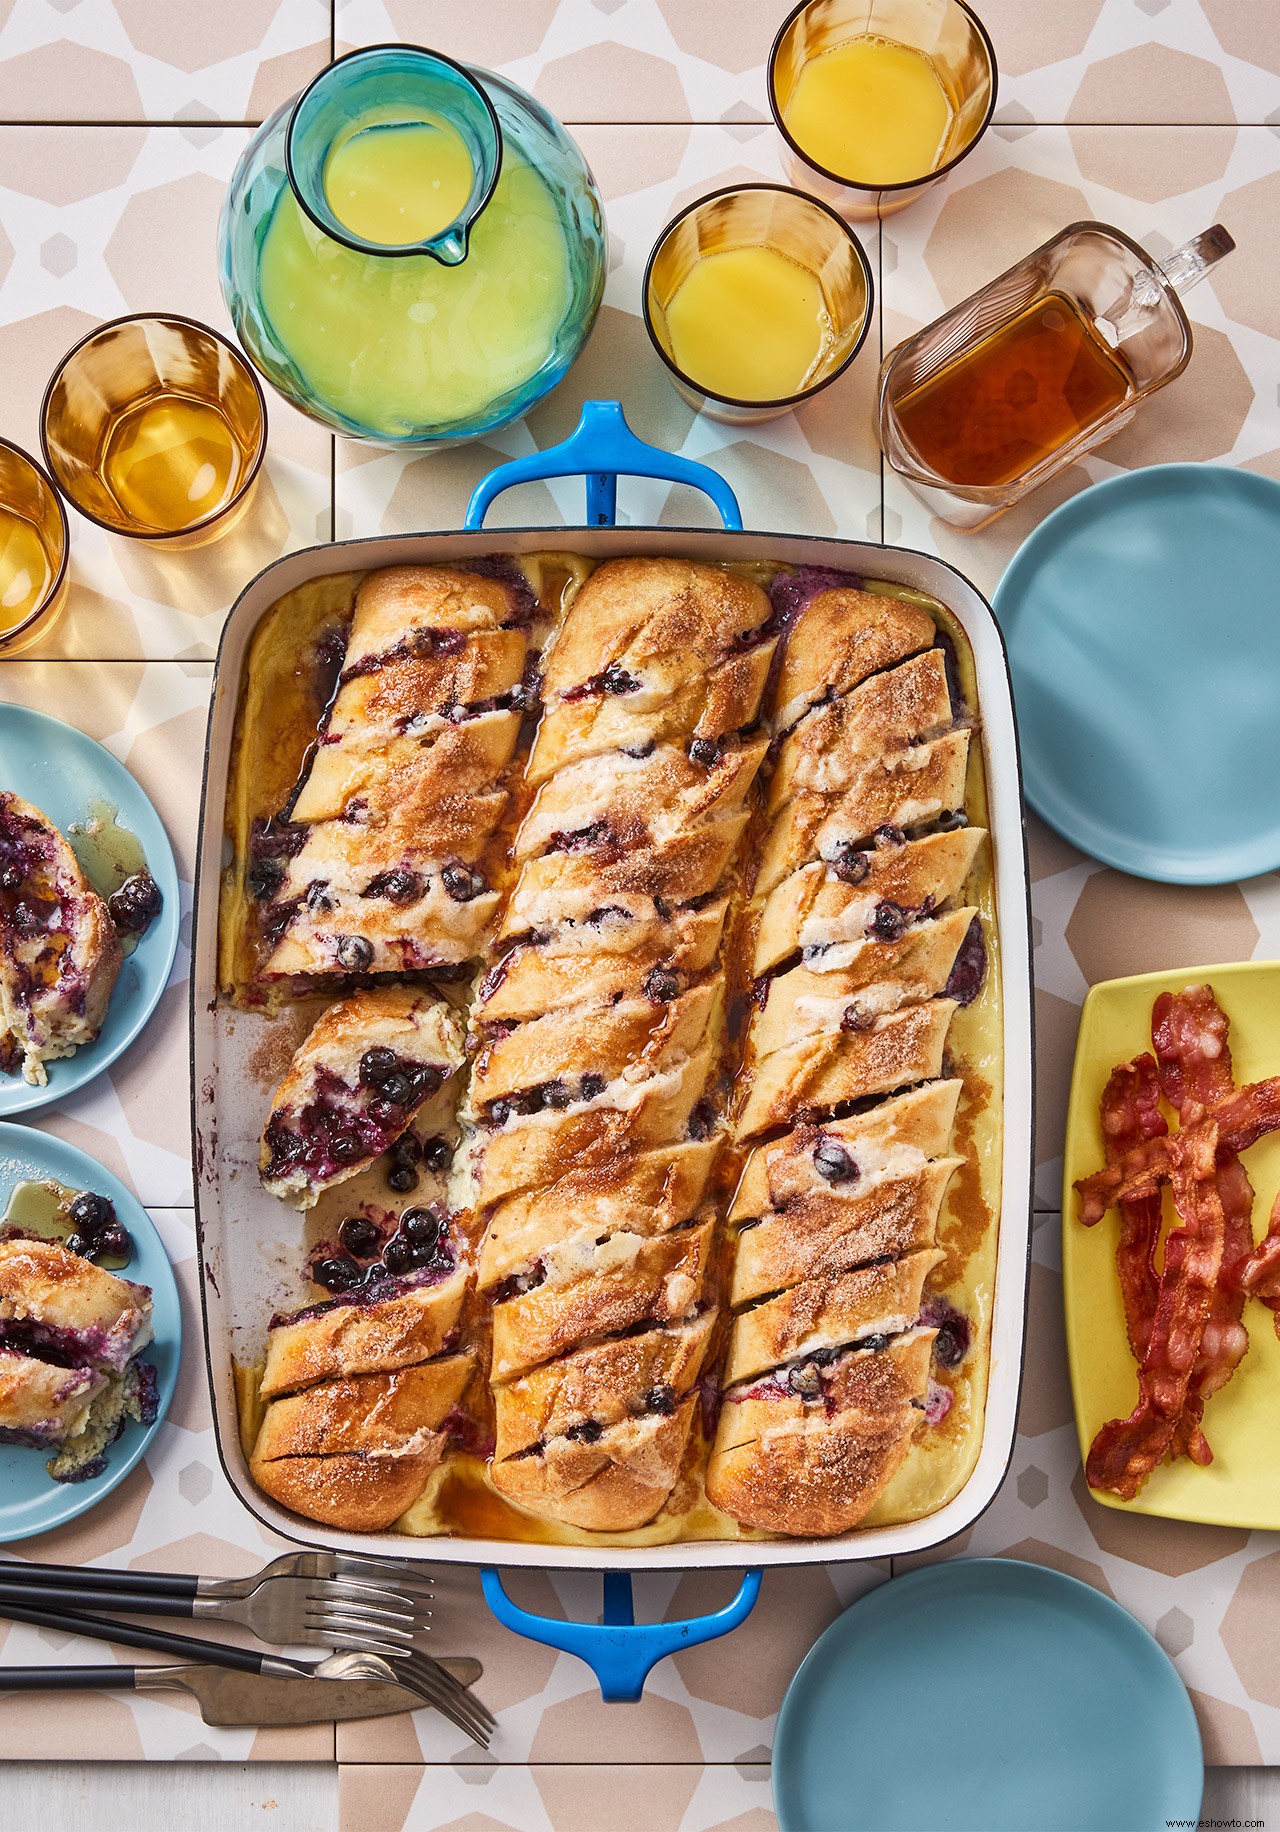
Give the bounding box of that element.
[769,0,996,221]
[643,183,873,424]
[41,314,267,546]
[0,438,69,654]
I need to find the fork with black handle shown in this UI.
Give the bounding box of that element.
[0,1595,494,1745]
[0,1556,432,1649]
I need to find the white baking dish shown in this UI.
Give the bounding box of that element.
[190,406,1034,1593]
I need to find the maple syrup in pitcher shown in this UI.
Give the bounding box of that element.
[893,292,1132,489]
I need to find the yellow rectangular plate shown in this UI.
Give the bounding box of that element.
[1063,959,1280,1527]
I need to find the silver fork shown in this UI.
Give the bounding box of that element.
[0,1555,433,1652]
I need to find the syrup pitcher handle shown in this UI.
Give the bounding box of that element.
[1157,223,1235,295]
[480,1566,762,1702]
[463,399,744,531]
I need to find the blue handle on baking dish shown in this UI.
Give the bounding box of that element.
[471,402,755,1695]
[464,399,743,531]
[481,1567,762,1702]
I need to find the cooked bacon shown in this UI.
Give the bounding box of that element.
[1151,986,1252,1462]
[1097,1055,1165,1361]
[1238,1185,1280,1338]
[1086,1120,1227,1500]
[1075,1076,1280,1223]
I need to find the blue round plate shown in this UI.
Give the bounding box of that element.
[0,704,179,1113]
[993,464,1280,883]
[773,1559,1203,1832]
[0,1124,180,1540]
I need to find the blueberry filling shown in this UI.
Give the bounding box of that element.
[920,1297,971,1369]
[580,1072,606,1100]
[644,967,679,1003]
[338,1215,381,1259]
[643,1383,677,1416]
[564,1417,604,1443]
[688,737,720,766]
[359,1047,398,1085]
[335,934,373,971]
[869,900,908,942]
[364,870,421,905]
[546,820,612,855]
[312,1253,363,1293]
[767,564,865,629]
[813,1140,857,1184]
[935,808,968,832]
[305,881,334,914]
[441,863,487,903]
[686,1097,717,1142]
[840,1004,875,1033]
[942,915,986,1008]
[873,824,906,849]
[247,858,285,902]
[831,844,870,886]
[562,663,641,702]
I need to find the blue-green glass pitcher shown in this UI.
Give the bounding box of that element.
[218,45,606,444]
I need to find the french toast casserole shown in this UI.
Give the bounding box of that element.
[220,553,1003,1543]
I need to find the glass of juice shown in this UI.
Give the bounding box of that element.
[643,184,873,424]
[0,439,69,654]
[769,0,997,221]
[877,220,1235,528]
[40,314,267,546]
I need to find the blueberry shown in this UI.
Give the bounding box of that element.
[942,915,986,1009]
[376,870,421,904]
[687,1097,717,1141]
[579,1072,606,1100]
[540,1079,571,1109]
[108,870,164,933]
[338,1215,380,1259]
[381,1236,414,1274]
[644,967,679,1003]
[330,1133,363,1164]
[936,809,968,832]
[688,737,720,766]
[402,1208,443,1249]
[419,1136,452,1171]
[64,1233,93,1259]
[831,845,870,885]
[367,1095,404,1127]
[359,1046,398,1086]
[386,1161,419,1194]
[96,1224,131,1262]
[69,1191,114,1236]
[405,1064,442,1101]
[869,900,907,942]
[489,1098,512,1127]
[602,664,639,695]
[442,863,486,902]
[314,1254,362,1293]
[305,881,334,914]
[787,1364,822,1398]
[813,1140,857,1184]
[873,824,906,848]
[566,1418,604,1442]
[336,934,373,970]
[246,859,283,902]
[860,1332,891,1353]
[840,1004,874,1032]
[643,1384,677,1415]
[377,1073,411,1108]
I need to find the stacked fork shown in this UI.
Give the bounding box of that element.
[0,1550,494,1743]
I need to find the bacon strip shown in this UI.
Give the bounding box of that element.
[1097,1055,1165,1362]
[1086,1120,1227,1500]
[1151,987,1251,1463]
[1075,1076,1280,1223]
[1238,1186,1280,1337]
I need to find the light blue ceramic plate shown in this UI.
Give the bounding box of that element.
[992,464,1280,884]
[0,1124,180,1540]
[0,704,179,1113]
[773,1559,1203,1832]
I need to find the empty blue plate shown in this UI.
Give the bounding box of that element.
[0,704,180,1114]
[773,1559,1203,1832]
[0,1124,180,1540]
[992,464,1280,883]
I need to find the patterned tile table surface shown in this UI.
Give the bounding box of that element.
[0,0,1277,1811]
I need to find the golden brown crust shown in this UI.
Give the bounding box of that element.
[490,1219,715,1384]
[706,1333,935,1535]
[502,818,750,919]
[478,1140,720,1290]
[493,1317,714,1458]
[751,830,984,976]
[540,558,772,698]
[343,564,525,669]
[767,650,954,815]
[477,902,727,1022]
[250,1445,442,1532]
[737,1000,957,1139]
[259,1271,467,1399]
[252,1355,471,1459]
[748,910,975,1060]
[292,708,521,826]
[492,1394,697,1530]
[731,1161,960,1306]
[729,1083,963,1222]
[472,985,717,1108]
[725,1249,943,1386]
[772,586,936,733]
